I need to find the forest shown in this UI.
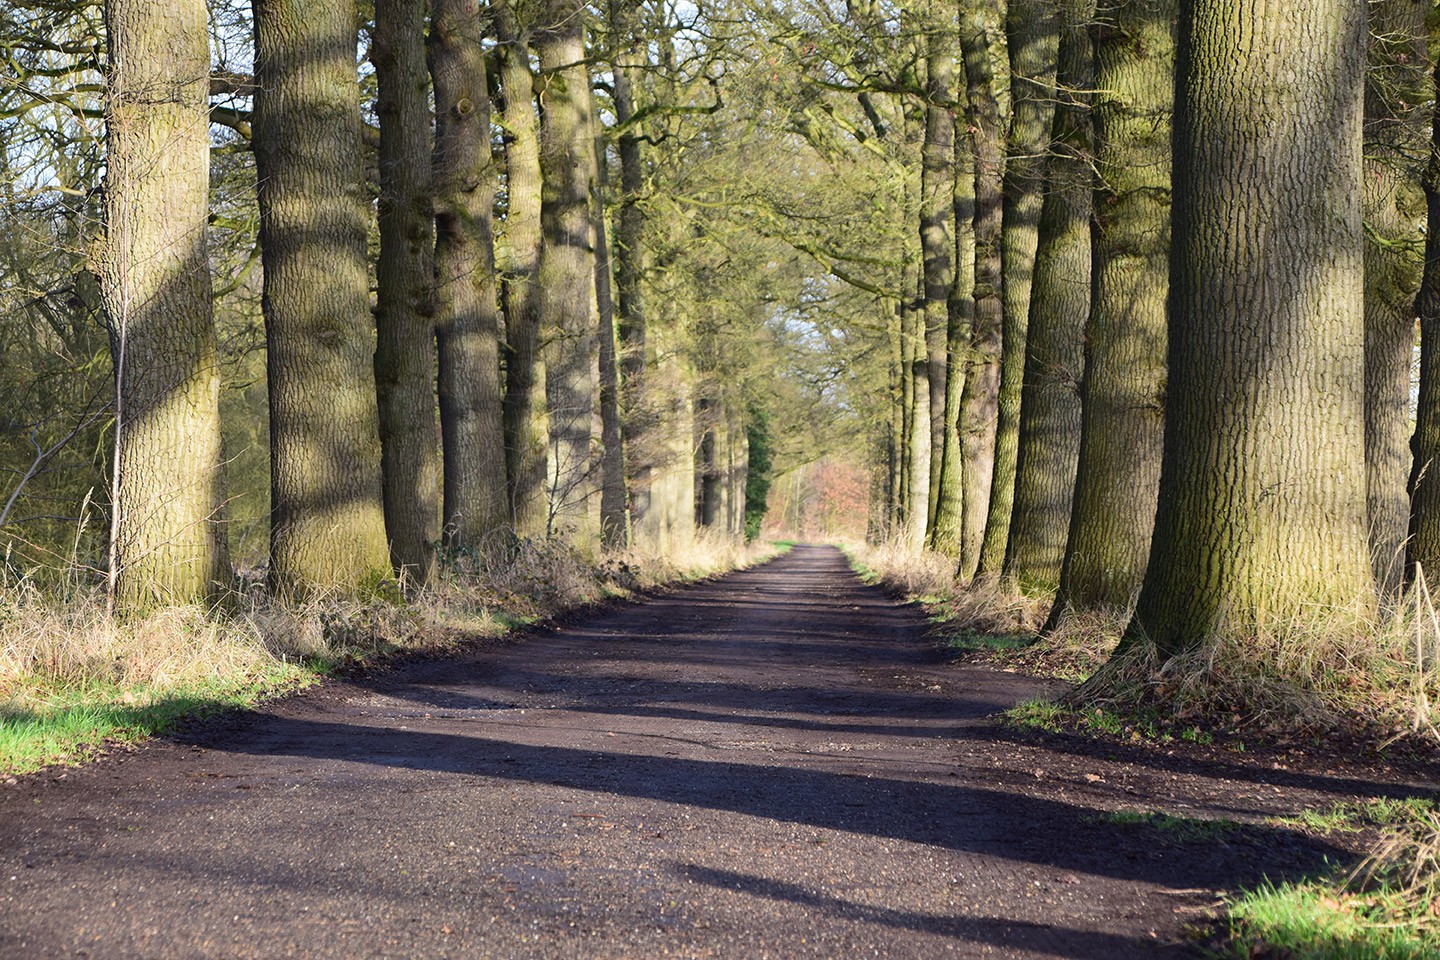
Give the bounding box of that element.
[4,0,1440,955]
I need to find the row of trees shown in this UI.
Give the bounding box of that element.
[9,0,901,609]
[849,0,1438,661]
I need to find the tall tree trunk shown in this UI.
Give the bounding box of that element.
[1126,0,1373,658]
[1004,0,1093,591]
[610,0,651,535]
[1364,0,1429,594]
[887,297,906,538]
[496,0,549,539]
[101,0,228,610]
[920,13,957,536]
[429,0,509,551]
[1049,0,1173,624]
[930,106,977,555]
[593,137,628,547]
[958,1,1008,576]
[978,0,1061,575]
[535,0,600,537]
[374,0,439,583]
[252,0,390,598]
[1407,57,1440,577]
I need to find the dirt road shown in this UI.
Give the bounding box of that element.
[0,545,1389,958]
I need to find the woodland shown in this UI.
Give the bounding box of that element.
[5,0,1440,760]
[4,0,1440,952]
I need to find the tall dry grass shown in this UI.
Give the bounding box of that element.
[0,530,779,716]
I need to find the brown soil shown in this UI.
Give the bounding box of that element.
[0,544,1432,959]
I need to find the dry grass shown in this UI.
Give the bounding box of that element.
[0,531,780,772]
[1075,585,1440,739]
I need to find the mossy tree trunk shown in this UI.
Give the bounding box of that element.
[1126,0,1374,658]
[919,9,957,536]
[496,0,549,539]
[1049,0,1173,625]
[1004,0,1093,591]
[535,0,600,538]
[1406,56,1440,577]
[1363,0,1429,594]
[930,105,977,556]
[252,0,391,598]
[957,0,1008,577]
[977,0,1061,575]
[101,0,229,610]
[428,0,509,551]
[374,0,439,583]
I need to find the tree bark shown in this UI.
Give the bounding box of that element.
[930,106,977,556]
[101,0,229,609]
[1049,0,1173,623]
[957,1,1008,576]
[1407,56,1440,577]
[374,0,440,583]
[1363,0,1429,594]
[535,0,600,538]
[252,0,391,598]
[920,13,957,537]
[593,134,628,547]
[1004,0,1093,591]
[1126,0,1374,658]
[428,0,510,552]
[977,0,1061,575]
[495,0,549,539]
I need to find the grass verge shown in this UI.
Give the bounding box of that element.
[0,533,783,776]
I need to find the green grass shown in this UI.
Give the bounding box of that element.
[1225,879,1439,959]
[943,629,1033,653]
[0,662,314,773]
[1271,798,1439,836]
[1088,809,1240,842]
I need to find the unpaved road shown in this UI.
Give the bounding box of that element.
[0,545,1401,958]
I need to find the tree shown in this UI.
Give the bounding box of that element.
[1049,0,1174,624]
[535,0,601,537]
[1407,52,1440,577]
[918,5,956,536]
[956,0,1007,576]
[1363,0,1430,594]
[1126,0,1373,657]
[374,0,440,582]
[429,0,511,550]
[977,0,1060,575]
[1004,0,1093,591]
[496,0,550,539]
[99,0,229,609]
[252,0,391,597]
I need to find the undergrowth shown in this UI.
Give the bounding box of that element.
[1224,806,1440,959]
[0,532,781,775]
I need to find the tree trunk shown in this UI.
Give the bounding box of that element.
[958,1,1008,577]
[930,106,977,556]
[1004,0,1093,591]
[495,0,549,540]
[977,0,1061,575]
[374,0,439,583]
[920,14,957,536]
[593,137,628,547]
[428,0,509,552]
[252,0,391,598]
[1407,57,1440,577]
[535,0,600,538]
[1049,0,1173,623]
[1126,0,1374,658]
[101,0,229,610]
[1364,0,1429,594]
